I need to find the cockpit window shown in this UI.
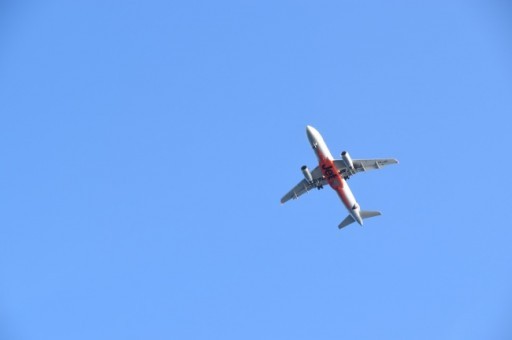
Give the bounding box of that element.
[352,204,358,210]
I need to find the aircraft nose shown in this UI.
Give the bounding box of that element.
[306,125,316,144]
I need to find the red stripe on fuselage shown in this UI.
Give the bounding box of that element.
[316,150,352,210]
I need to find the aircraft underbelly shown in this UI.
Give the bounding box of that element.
[315,138,357,213]
[317,157,355,210]
[336,185,356,211]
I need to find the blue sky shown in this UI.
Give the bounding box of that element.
[1,1,512,339]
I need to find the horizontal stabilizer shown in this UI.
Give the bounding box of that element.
[360,210,381,219]
[338,210,381,229]
[338,215,355,229]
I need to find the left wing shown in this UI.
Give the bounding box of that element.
[280,166,326,204]
[334,158,398,177]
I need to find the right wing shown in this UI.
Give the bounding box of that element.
[334,158,398,176]
[280,166,326,204]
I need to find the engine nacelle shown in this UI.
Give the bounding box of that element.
[341,151,354,171]
[301,165,313,183]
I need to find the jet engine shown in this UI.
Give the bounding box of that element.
[341,151,355,171]
[301,165,313,183]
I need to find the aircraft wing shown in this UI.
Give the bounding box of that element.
[280,166,326,204]
[334,158,399,176]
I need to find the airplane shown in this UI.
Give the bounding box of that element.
[281,125,398,229]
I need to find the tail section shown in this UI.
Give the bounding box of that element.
[338,210,382,229]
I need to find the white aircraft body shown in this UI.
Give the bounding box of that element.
[281,126,398,229]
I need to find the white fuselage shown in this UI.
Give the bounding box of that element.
[306,126,363,225]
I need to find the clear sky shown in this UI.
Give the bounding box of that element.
[1,1,512,339]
